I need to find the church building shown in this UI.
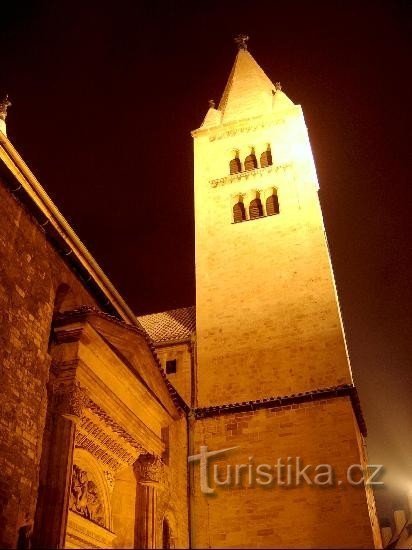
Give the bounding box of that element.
[0,38,381,548]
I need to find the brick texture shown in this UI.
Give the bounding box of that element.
[0,180,97,547]
[191,398,378,548]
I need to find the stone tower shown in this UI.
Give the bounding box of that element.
[190,39,381,548]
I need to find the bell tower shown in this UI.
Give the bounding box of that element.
[190,38,381,548]
[193,36,352,407]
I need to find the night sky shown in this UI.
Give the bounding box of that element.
[1,1,411,515]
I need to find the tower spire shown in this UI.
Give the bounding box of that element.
[197,39,294,130]
[217,41,292,124]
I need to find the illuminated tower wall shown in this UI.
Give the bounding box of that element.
[193,47,351,407]
[190,43,381,548]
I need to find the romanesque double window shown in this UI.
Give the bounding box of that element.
[233,201,247,223]
[229,146,272,175]
[265,192,280,216]
[233,189,280,223]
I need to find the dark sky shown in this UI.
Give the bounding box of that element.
[1,1,411,514]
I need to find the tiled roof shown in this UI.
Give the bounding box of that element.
[137,306,196,344]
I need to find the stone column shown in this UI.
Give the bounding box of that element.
[33,381,88,549]
[135,453,164,549]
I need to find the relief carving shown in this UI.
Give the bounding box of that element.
[69,464,105,527]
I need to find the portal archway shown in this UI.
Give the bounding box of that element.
[65,448,115,548]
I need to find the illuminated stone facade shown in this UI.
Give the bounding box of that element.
[0,43,381,548]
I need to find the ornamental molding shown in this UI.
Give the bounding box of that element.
[192,111,292,139]
[207,116,288,142]
[75,404,145,472]
[87,400,147,453]
[210,162,292,188]
[75,413,141,471]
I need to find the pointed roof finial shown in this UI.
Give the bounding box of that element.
[234,34,249,51]
[0,94,11,121]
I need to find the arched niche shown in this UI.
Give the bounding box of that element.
[65,448,116,548]
[161,510,177,549]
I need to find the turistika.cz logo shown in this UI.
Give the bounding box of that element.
[188,446,384,495]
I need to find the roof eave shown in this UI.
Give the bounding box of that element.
[152,336,194,348]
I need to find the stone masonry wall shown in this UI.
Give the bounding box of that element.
[155,343,193,406]
[194,108,352,407]
[191,397,377,548]
[0,179,97,547]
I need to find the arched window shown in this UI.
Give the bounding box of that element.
[229,157,241,175]
[249,197,263,220]
[233,201,246,223]
[260,147,273,168]
[266,191,280,216]
[244,153,258,171]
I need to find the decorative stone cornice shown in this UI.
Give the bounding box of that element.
[192,108,296,139]
[210,162,292,188]
[136,453,164,486]
[193,384,367,436]
[75,411,142,471]
[87,400,149,453]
